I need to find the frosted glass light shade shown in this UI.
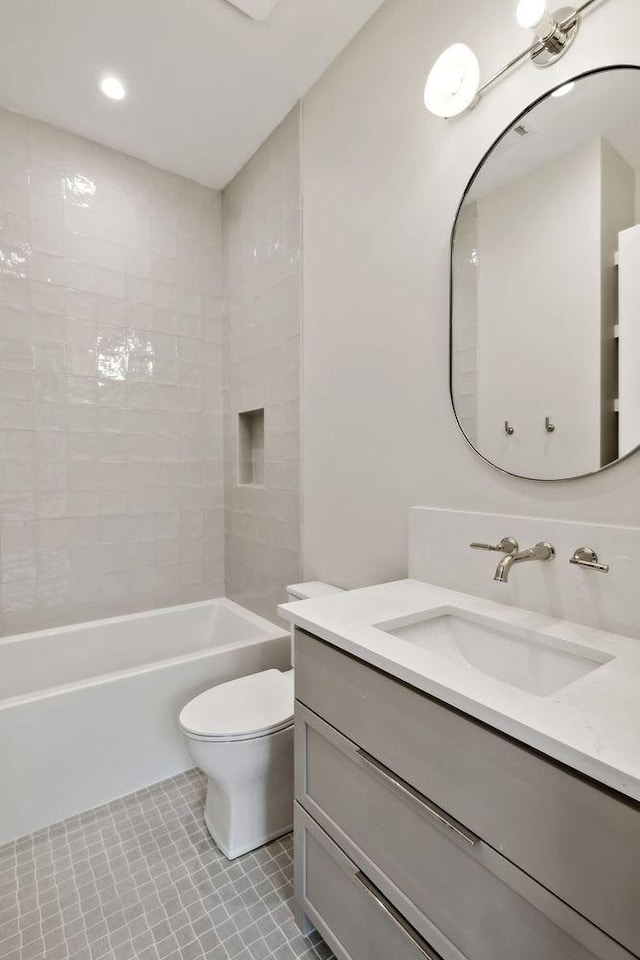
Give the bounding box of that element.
[516,0,555,37]
[516,0,546,27]
[424,44,480,118]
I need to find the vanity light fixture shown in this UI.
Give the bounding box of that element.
[424,0,604,118]
[423,44,480,118]
[515,0,579,64]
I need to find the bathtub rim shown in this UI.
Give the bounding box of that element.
[0,597,289,710]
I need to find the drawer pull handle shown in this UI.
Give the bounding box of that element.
[355,871,442,960]
[356,748,477,847]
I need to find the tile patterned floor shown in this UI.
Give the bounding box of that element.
[0,770,334,960]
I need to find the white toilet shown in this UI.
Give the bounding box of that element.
[179,582,342,860]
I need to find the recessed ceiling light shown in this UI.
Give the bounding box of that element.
[551,81,575,98]
[100,76,126,101]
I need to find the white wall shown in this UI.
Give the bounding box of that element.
[301,0,640,588]
[222,108,302,623]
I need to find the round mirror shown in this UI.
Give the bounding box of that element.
[451,66,640,481]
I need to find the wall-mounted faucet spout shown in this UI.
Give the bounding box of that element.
[494,542,555,583]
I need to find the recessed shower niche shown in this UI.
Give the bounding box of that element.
[238,408,266,486]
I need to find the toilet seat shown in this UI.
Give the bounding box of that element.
[179,669,294,743]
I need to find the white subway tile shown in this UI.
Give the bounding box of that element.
[1,580,36,612]
[0,107,228,633]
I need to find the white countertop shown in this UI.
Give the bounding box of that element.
[279,579,640,803]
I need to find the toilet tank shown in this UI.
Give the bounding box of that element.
[285,582,344,665]
[286,582,343,603]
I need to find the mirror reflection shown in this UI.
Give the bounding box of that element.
[451,67,640,480]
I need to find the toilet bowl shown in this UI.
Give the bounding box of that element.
[179,582,343,859]
[180,669,295,859]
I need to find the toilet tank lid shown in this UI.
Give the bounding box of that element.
[179,670,293,740]
[286,581,343,600]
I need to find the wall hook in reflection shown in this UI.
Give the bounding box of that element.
[504,421,515,436]
[545,417,556,433]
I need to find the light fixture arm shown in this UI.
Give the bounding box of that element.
[477,40,543,99]
[478,0,603,99]
[424,0,607,118]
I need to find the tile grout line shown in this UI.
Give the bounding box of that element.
[0,769,333,960]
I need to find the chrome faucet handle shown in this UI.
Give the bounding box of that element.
[470,536,519,554]
[570,547,610,574]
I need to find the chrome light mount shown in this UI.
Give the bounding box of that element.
[530,6,579,66]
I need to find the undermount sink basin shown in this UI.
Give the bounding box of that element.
[375,609,614,696]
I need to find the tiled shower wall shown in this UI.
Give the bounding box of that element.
[0,108,225,635]
[222,107,302,622]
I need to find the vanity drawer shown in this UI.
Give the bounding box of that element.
[296,804,447,960]
[295,629,640,956]
[296,703,630,960]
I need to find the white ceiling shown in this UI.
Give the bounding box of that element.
[0,0,385,188]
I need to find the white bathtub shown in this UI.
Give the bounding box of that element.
[0,598,290,845]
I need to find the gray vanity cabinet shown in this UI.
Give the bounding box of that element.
[293,628,639,960]
[298,810,443,960]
